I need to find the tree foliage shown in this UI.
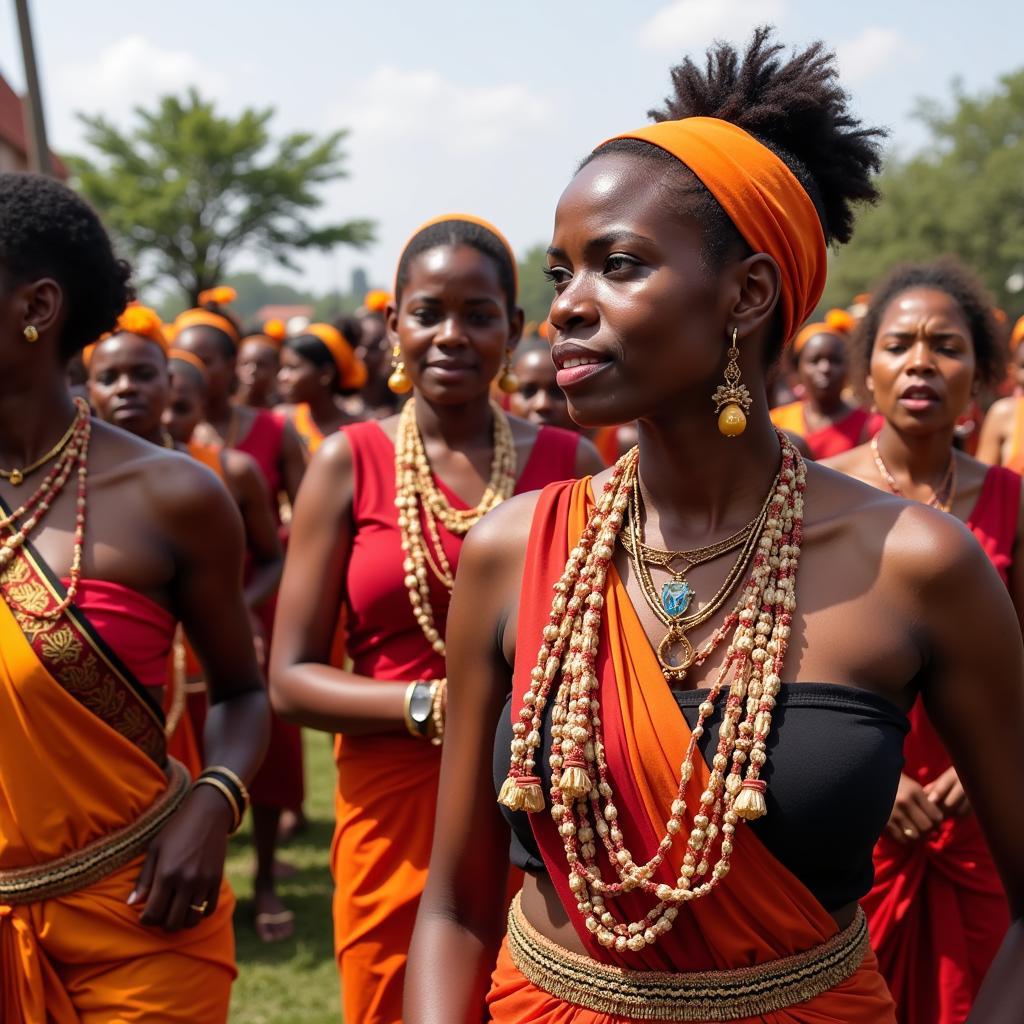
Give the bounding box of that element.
[67,90,374,304]
[518,243,555,330]
[823,69,1024,318]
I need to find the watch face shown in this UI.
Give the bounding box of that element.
[410,686,433,726]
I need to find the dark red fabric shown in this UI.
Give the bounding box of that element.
[863,465,1019,1024]
[234,408,285,500]
[804,407,880,460]
[63,578,174,689]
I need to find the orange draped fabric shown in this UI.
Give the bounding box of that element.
[0,542,234,1023]
[292,403,326,455]
[487,479,895,1022]
[769,403,881,460]
[1006,399,1024,474]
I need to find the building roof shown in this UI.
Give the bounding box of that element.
[0,69,68,179]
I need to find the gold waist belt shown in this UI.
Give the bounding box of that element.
[506,892,870,1022]
[0,758,191,906]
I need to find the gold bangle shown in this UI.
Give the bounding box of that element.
[194,776,242,834]
[403,681,420,739]
[429,678,446,747]
[206,764,251,814]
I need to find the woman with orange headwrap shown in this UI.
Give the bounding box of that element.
[236,320,287,410]
[270,212,604,1024]
[276,323,367,455]
[770,309,880,459]
[977,316,1024,471]
[404,30,1024,1024]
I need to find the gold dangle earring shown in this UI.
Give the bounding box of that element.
[712,327,752,438]
[497,350,519,394]
[387,344,412,394]
[23,325,39,343]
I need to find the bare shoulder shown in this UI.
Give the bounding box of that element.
[984,395,1018,426]
[310,428,355,476]
[221,445,263,485]
[458,489,547,597]
[819,441,874,482]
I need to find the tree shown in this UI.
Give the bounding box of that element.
[823,69,1024,318]
[67,89,375,304]
[518,243,555,331]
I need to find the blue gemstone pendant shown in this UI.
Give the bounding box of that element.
[661,580,694,618]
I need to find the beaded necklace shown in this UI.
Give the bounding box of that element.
[394,397,517,655]
[870,436,956,513]
[499,435,806,952]
[0,399,92,619]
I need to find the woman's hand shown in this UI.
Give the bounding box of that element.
[886,772,943,842]
[925,765,971,818]
[128,785,233,931]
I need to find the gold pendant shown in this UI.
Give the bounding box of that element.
[8,469,23,486]
[657,629,695,681]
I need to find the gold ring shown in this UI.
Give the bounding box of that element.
[903,828,915,838]
[190,901,209,914]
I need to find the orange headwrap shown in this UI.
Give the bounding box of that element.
[83,303,168,368]
[262,318,287,344]
[171,309,241,346]
[197,285,238,307]
[1011,316,1024,353]
[304,323,368,390]
[396,213,519,296]
[167,347,210,382]
[364,289,391,314]
[793,308,855,356]
[606,117,827,345]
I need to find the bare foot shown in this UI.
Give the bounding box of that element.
[253,885,294,943]
[278,808,308,843]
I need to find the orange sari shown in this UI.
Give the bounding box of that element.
[487,479,895,1022]
[0,528,235,1023]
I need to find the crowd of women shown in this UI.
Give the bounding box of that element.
[1,25,1023,1024]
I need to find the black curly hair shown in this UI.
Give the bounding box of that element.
[283,333,360,396]
[0,173,132,361]
[856,257,1004,387]
[582,27,885,362]
[394,219,517,317]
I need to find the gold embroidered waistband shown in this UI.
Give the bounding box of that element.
[506,892,870,1021]
[0,758,191,906]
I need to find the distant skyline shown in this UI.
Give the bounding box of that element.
[3,1,1022,301]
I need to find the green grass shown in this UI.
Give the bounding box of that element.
[227,731,341,1024]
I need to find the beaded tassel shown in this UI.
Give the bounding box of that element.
[498,437,805,951]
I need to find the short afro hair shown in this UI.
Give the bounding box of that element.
[857,257,1004,388]
[395,219,517,317]
[582,27,885,364]
[0,172,132,360]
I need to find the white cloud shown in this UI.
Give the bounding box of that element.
[636,0,788,54]
[836,27,910,84]
[50,35,229,148]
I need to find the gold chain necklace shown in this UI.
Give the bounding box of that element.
[870,436,956,512]
[394,397,517,655]
[622,475,775,680]
[0,408,81,486]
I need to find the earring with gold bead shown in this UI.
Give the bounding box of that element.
[497,350,519,394]
[387,344,413,394]
[712,327,752,438]
[23,325,39,343]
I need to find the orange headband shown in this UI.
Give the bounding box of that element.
[172,309,241,345]
[792,308,855,356]
[167,347,210,382]
[396,212,519,296]
[607,117,827,345]
[364,289,391,313]
[304,323,368,391]
[197,285,237,307]
[1011,316,1024,353]
[84,304,168,368]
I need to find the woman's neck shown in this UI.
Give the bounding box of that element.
[0,373,77,468]
[413,391,494,452]
[805,391,850,422]
[874,421,956,488]
[308,390,341,424]
[635,404,783,545]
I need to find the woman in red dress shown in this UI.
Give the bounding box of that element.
[826,257,1021,1024]
[173,304,306,941]
[771,310,880,459]
[270,214,604,1024]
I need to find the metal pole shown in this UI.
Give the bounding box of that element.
[14,0,53,175]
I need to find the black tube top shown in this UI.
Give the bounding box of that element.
[493,683,909,912]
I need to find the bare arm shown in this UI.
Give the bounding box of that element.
[976,400,1013,467]
[405,493,539,1024]
[910,509,1024,1021]
[223,448,283,610]
[268,432,408,734]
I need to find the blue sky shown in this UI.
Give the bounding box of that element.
[2,1,1022,298]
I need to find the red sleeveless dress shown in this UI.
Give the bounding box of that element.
[232,410,303,810]
[864,465,1019,1024]
[331,419,580,1024]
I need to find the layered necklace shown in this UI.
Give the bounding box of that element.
[394,397,517,655]
[1,399,92,618]
[620,475,775,680]
[499,435,806,953]
[871,435,956,513]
